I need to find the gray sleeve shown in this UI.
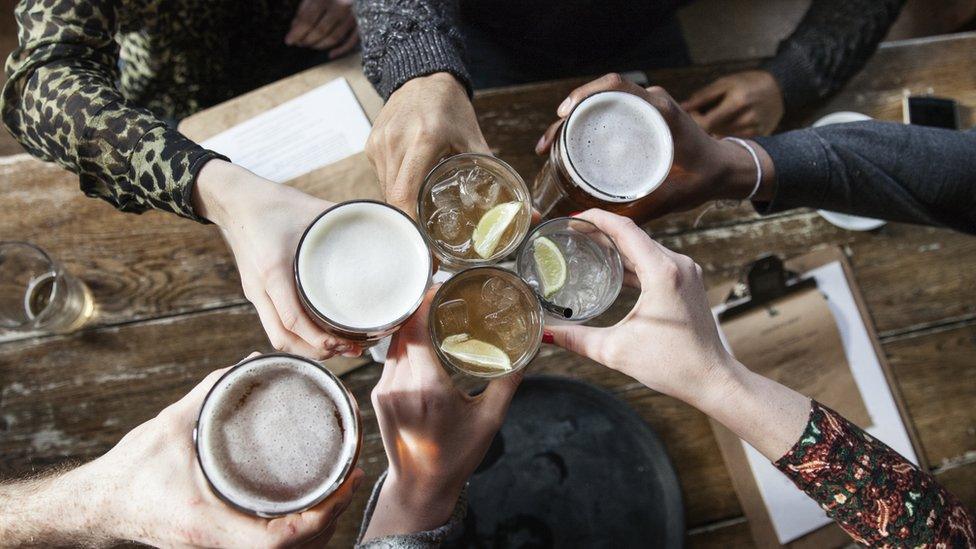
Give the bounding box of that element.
[761,0,905,113]
[752,122,976,235]
[353,0,470,100]
[355,471,468,548]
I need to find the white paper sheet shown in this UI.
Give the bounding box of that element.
[201,78,371,183]
[713,261,918,545]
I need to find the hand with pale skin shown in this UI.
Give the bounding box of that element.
[545,209,810,460]
[193,160,362,359]
[361,290,522,541]
[366,72,490,218]
[535,73,777,222]
[682,70,785,137]
[285,0,360,59]
[0,356,365,548]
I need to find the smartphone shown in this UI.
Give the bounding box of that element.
[903,95,959,129]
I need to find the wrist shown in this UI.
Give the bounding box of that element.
[713,139,775,203]
[363,472,462,541]
[684,354,752,417]
[191,159,264,227]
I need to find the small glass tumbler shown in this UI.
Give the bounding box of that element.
[516,218,624,322]
[0,242,95,333]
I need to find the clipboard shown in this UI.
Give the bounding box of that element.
[178,53,384,204]
[708,247,927,548]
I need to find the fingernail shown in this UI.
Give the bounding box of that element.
[568,211,583,217]
[542,331,555,344]
[535,135,546,153]
[557,97,572,116]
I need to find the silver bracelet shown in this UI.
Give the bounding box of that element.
[722,137,763,201]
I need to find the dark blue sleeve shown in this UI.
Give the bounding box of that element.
[753,122,976,235]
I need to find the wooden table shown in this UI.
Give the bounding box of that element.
[2,32,975,548]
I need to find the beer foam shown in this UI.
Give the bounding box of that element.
[298,202,431,329]
[197,356,357,515]
[561,91,673,202]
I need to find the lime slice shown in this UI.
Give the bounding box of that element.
[472,202,521,259]
[440,334,512,372]
[533,236,567,299]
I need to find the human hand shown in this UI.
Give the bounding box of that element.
[89,357,365,548]
[534,73,774,221]
[366,72,489,217]
[545,209,738,407]
[285,0,359,59]
[193,160,362,359]
[362,291,522,541]
[682,70,784,137]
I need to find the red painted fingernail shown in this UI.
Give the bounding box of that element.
[542,331,555,344]
[568,211,583,217]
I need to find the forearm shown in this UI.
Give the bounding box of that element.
[762,0,905,111]
[360,472,461,541]
[353,0,470,99]
[1,0,225,222]
[689,358,810,461]
[750,123,976,234]
[0,463,117,547]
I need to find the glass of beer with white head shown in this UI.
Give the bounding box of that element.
[532,91,674,220]
[194,353,361,517]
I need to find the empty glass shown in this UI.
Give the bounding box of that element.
[0,242,94,333]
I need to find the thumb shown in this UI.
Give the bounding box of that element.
[480,369,523,414]
[546,323,605,360]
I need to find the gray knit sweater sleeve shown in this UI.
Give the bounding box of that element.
[761,0,906,113]
[353,0,470,99]
[355,471,468,548]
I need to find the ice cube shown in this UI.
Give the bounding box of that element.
[483,307,529,353]
[459,167,500,210]
[482,276,519,311]
[430,173,462,210]
[437,299,469,333]
[429,207,463,242]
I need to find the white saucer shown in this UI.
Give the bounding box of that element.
[811,111,887,231]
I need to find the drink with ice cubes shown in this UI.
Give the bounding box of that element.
[429,267,543,377]
[419,153,532,270]
[516,217,623,322]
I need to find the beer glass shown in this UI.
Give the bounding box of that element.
[194,353,362,517]
[0,242,94,334]
[295,200,432,345]
[532,91,674,219]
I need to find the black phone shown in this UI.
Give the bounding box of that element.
[903,95,959,129]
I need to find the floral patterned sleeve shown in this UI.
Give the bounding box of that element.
[776,401,975,547]
[1,0,226,222]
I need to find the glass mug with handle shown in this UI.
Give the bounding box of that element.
[532,91,674,220]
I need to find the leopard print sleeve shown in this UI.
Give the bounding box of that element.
[776,401,976,547]
[1,0,226,222]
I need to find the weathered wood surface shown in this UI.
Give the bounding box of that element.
[1,33,975,549]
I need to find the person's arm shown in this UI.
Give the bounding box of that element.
[762,0,905,114]
[751,123,976,234]
[353,0,488,217]
[353,0,469,100]
[546,209,976,547]
[540,75,976,233]
[0,0,225,222]
[356,289,521,547]
[0,360,363,548]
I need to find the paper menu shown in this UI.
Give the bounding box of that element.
[201,78,371,183]
[713,260,919,545]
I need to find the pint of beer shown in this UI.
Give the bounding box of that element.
[532,91,674,220]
